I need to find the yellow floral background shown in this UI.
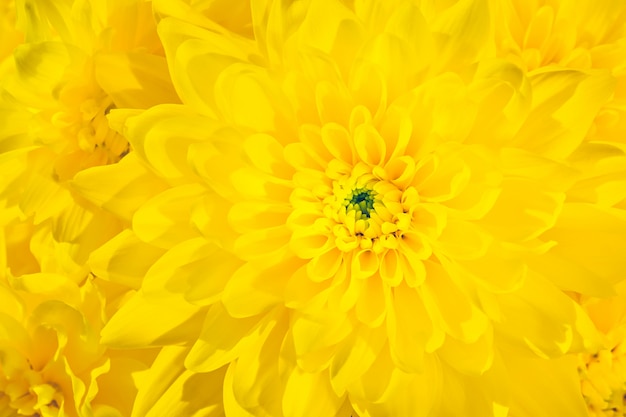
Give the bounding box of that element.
[1,0,626,416]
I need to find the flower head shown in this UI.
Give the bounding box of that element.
[0,0,179,279]
[86,1,626,416]
[577,283,626,416]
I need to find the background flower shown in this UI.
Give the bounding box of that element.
[0,214,156,417]
[0,0,179,280]
[576,282,626,416]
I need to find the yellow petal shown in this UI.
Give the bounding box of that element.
[329,324,386,396]
[541,203,626,285]
[426,0,493,71]
[355,274,387,327]
[451,243,527,293]
[513,69,615,158]
[223,361,257,417]
[436,219,491,260]
[214,64,282,133]
[387,284,443,373]
[439,326,494,376]
[527,250,615,297]
[466,60,531,146]
[222,258,300,318]
[285,263,332,310]
[439,353,509,417]
[132,184,207,249]
[157,17,255,117]
[230,317,285,417]
[185,304,268,373]
[140,238,240,306]
[505,355,588,417]
[9,273,80,302]
[422,260,489,343]
[353,124,386,167]
[100,292,203,348]
[124,104,219,179]
[88,230,165,289]
[283,367,344,417]
[132,346,226,417]
[307,248,344,282]
[95,52,180,110]
[351,249,379,279]
[496,272,579,358]
[321,123,355,165]
[291,311,351,362]
[352,348,440,417]
[479,178,564,242]
[71,153,169,222]
[379,249,402,286]
[95,355,150,417]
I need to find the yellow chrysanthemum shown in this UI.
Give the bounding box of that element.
[0,0,179,279]
[0,203,160,417]
[73,1,626,416]
[0,276,159,417]
[576,283,626,417]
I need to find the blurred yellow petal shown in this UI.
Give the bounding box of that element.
[132,347,226,417]
[506,355,588,417]
[101,292,203,348]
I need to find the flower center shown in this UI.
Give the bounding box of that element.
[320,163,413,254]
[0,353,62,417]
[51,89,130,181]
[579,343,626,416]
[345,187,376,219]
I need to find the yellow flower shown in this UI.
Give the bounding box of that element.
[80,1,626,416]
[0,203,160,417]
[0,0,179,279]
[576,282,626,416]
[0,273,150,417]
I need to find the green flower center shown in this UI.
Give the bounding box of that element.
[345,188,376,219]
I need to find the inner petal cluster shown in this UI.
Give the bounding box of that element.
[322,163,414,256]
[50,86,130,181]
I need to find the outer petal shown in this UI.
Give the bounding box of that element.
[351,348,441,417]
[229,312,286,417]
[100,292,204,348]
[95,52,180,109]
[425,0,494,71]
[185,304,267,373]
[71,153,169,223]
[422,260,489,343]
[123,104,219,180]
[132,346,226,417]
[505,355,588,417]
[157,17,258,117]
[495,272,597,358]
[512,69,615,158]
[540,203,626,286]
[222,258,301,318]
[438,353,509,417]
[386,283,443,373]
[88,230,165,289]
[479,178,564,242]
[132,185,207,249]
[329,323,386,396]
